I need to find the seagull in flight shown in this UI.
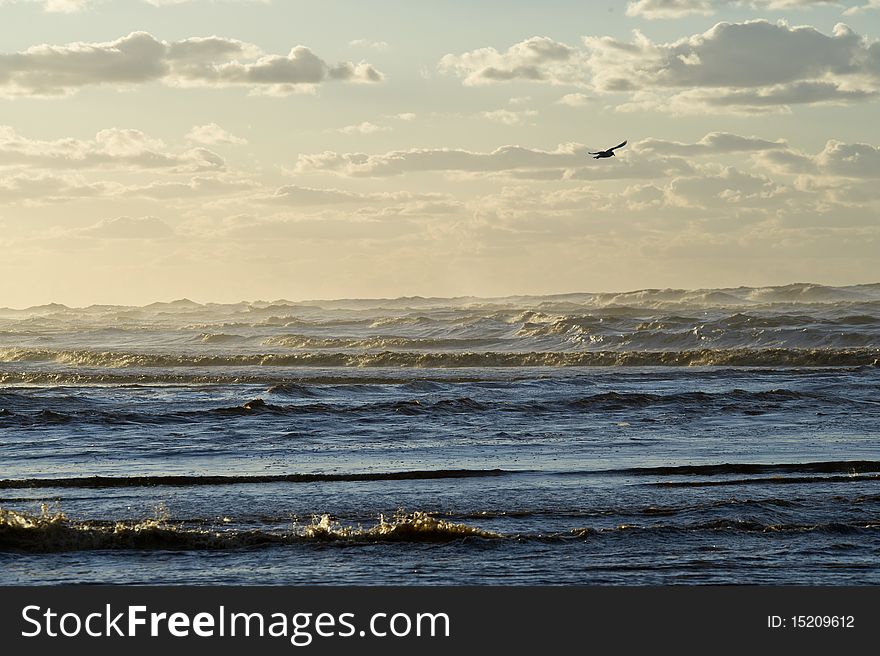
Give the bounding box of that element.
[589,140,627,159]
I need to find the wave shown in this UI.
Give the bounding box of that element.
[0,508,498,552]
[262,335,502,349]
[4,506,878,553]
[2,347,879,368]
[196,333,247,344]
[564,388,828,411]
[5,388,858,428]
[612,460,880,477]
[0,469,511,490]
[653,474,880,488]
[0,372,505,386]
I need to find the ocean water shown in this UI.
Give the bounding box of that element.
[1,282,880,585]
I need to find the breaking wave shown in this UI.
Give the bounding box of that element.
[3,506,878,553]
[2,347,879,368]
[262,335,502,349]
[0,508,498,552]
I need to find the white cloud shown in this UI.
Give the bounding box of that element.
[754,139,880,178]
[626,0,714,19]
[556,92,590,106]
[442,21,880,113]
[0,0,93,12]
[480,108,538,125]
[336,122,391,135]
[585,21,868,92]
[637,132,788,155]
[122,176,257,199]
[295,141,702,181]
[626,0,850,20]
[349,39,390,51]
[0,125,224,171]
[438,36,586,86]
[185,123,247,145]
[263,186,459,213]
[0,172,116,203]
[296,143,594,177]
[844,1,880,14]
[0,32,383,97]
[0,0,272,10]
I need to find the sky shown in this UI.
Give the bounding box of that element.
[1,0,879,307]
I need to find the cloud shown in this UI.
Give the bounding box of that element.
[0,172,116,202]
[844,1,880,14]
[438,36,586,86]
[440,21,880,113]
[556,92,590,106]
[585,21,869,92]
[626,0,714,19]
[336,122,392,135]
[261,185,459,212]
[637,132,787,155]
[122,176,257,199]
[817,140,880,177]
[0,125,224,171]
[295,143,594,177]
[0,0,93,12]
[754,139,880,177]
[480,108,538,125]
[392,113,416,121]
[0,31,383,97]
[349,39,390,51]
[185,123,247,145]
[665,167,786,207]
[78,216,174,239]
[626,1,851,20]
[0,0,273,11]
[295,141,701,181]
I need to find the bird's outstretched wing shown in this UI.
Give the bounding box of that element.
[610,140,627,151]
[588,151,601,155]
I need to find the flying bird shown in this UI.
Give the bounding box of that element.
[589,140,627,159]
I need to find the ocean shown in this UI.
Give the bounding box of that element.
[1,282,879,585]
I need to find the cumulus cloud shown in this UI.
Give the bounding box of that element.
[441,21,880,112]
[844,1,880,14]
[296,143,594,177]
[556,92,591,106]
[626,0,714,19]
[0,0,93,12]
[185,123,247,145]
[438,36,587,86]
[0,0,273,11]
[480,108,538,125]
[349,39,390,51]
[0,125,224,171]
[0,172,116,203]
[0,31,383,97]
[585,21,868,91]
[262,186,460,214]
[755,139,880,178]
[665,167,786,207]
[637,132,787,155]
[122,176,257,199]
[295,141,701,181]
[336,122,392,135]
[627,1,852,20]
